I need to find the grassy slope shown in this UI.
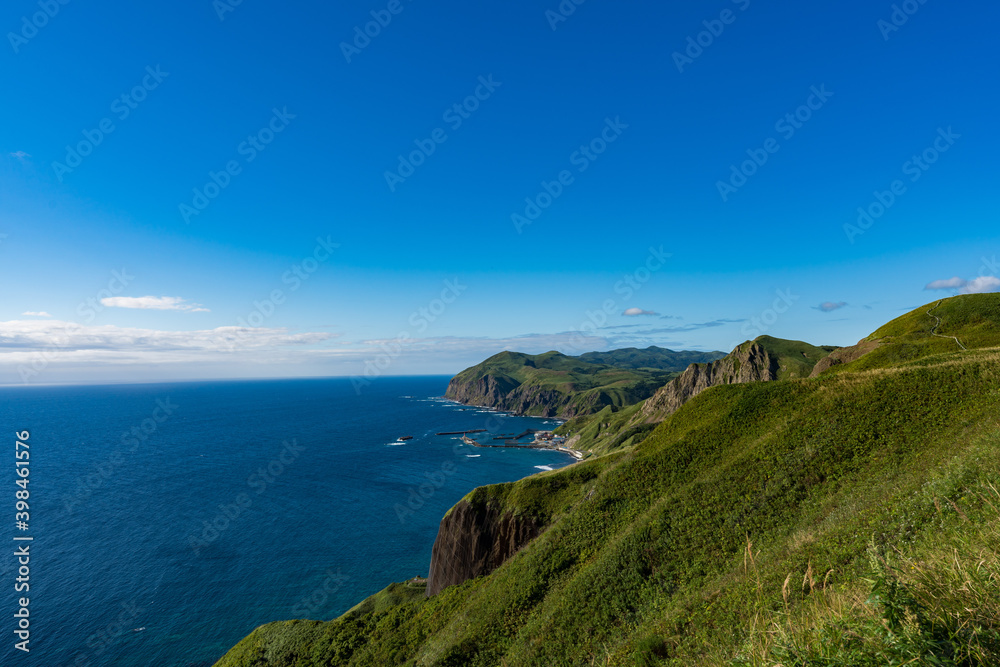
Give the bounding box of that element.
[558,336,837,456]
[555,402,652,456]
[216,295,1000,667]
[825,294,1000,374]
[448,347,729,418]
[752,335,838,379]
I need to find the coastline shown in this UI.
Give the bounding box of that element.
[442,395,585,461]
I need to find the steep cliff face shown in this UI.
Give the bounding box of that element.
[445,373,522,409]
[638,341,779,422]
[426,500,541,596]
[444,375,654,418]
[637,337,836,423]
[443,349,717,419]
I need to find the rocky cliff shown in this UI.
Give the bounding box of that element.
[426,500,541,596]
[444,349,723,419]
[638,337,834,423]
[445,376,661,419]
[445,374,568,417]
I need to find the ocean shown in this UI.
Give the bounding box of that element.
[0,376,574,666]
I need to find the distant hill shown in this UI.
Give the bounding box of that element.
[577,346,726,371]
[444,349,694,418]
[559,335,838,455]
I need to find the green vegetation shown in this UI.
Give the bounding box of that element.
[556,336,837,455]
[216,295,1000,667]
[555,402,652,456]
[748,335,837,379]
[445,349,703,417]
[825,294,1000,374]
[578,346,726,371]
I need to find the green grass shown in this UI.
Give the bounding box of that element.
[215,294,1000,667]
[579,347,726,371]
[555,402,653,456]
[749,336,838,379]
[444,348,724,417]
[820,294,1000,375]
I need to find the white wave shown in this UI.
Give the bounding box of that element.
[534,465,554,471]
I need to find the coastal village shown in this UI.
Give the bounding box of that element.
[456,429,585,460]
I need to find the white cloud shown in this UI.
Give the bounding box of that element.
[622,308,658,317]
[9,151,30,161]
[815,301,848,313]
[924,276,1000,295]
[21,311,52,317]
[960,276,1000,294]
[0,320,332,359]
[99,296,209,312]
[925,277,967,290]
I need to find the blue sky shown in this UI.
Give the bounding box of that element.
[1,0,998,384]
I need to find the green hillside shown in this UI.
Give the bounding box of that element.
[216,294,1000,667]
[444,348,712,418]
[557,336,837,456]
[749,335,838,379]
[578,346,726,371]
[820,294,1000,374]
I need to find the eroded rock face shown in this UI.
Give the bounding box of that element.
[446,374,521,409]
[639,342,780,422]
[426,501,541,596]
[445,375,609,419]
[808,339,881,377]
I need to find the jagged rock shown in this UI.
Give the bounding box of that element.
[639,341,783,423]
[426,501,541,596]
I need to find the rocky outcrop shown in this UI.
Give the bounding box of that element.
[638,341,781,423]
[445,373,521,407]
[808,339,881,377]
[426,501,541,596]
[444,376,633,419]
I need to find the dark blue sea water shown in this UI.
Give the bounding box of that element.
[0,377,572,666]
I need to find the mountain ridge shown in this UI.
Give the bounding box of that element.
[215,294,1000,667]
